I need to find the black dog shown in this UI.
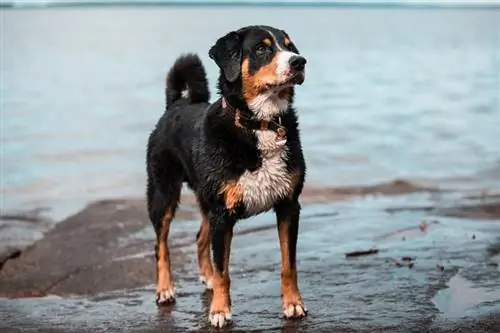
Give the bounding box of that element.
[146,25,307,328]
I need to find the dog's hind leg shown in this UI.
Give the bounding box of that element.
[196,201,214,290]
[147,177,182,305]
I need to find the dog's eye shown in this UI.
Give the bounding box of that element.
[256,45,268,56]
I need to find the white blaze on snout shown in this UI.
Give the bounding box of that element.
[276,51,298,81]
[266,29,299,82]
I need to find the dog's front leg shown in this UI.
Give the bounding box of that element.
[209,212,234,328]
[275,199,308,319]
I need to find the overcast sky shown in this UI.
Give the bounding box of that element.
[2,0,498,4]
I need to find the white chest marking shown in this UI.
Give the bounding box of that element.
[238,131,292,216]
[240,33,296,216]
[248,91,289,121]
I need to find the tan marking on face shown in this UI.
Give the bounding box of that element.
[241,56,280,103]
[219,181,243,212]
[284,37,291,46]
[196,207,214,288]
[263,38,272,46]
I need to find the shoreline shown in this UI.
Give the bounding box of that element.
[2,178,500,276]
[1,179,499,332]
[2,178,499,297]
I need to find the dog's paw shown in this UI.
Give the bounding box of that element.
[156,288,176,306]
[199,275,213,290]
[283,302,308,319]
[209,310,232,328]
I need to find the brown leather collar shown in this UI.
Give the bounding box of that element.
[221,97,287,141]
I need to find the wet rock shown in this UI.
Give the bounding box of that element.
[385,199,500,221]
[301,178,440,204]
[0,248,21,271]
[345,248,379,258]
[0,207,54,268]
[0,207,52,225]
[0,199,195,298]
[437,202,500,220]
[1,187,499,332]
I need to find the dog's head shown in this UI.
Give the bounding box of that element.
[209,25,306,120]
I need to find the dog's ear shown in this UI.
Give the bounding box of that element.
[209,31,242,83]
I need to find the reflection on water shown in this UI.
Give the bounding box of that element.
[2,7,500,220]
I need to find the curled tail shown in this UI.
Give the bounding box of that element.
[166,53,210,108]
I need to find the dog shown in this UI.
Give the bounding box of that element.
[146,25,307,328]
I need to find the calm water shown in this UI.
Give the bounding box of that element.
[2,6,500,220]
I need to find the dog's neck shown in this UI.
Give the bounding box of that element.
[217,76,293,121]
[247,91,290,121]
[221,97,288,142]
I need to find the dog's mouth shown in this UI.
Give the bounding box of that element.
[263,71,305,92]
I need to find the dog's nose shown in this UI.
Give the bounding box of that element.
[289,56,306,71]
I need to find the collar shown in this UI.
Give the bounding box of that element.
[221,97,287,142]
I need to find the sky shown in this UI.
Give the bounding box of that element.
[2,0,499,5]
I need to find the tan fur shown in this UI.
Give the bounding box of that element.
[278,218,304,311]
[197,209,214,287]
[241,56,280,103]
[219,181,244,213]
[156,208,174,295]
[209,230,233,322]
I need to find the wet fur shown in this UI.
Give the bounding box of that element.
[146,25,307,327]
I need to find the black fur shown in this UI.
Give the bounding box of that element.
[146,25,307,323]
[165,53,210,107]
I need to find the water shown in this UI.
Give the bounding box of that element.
[2,6,499,219]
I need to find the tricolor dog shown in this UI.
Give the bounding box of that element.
[146,25,308,328]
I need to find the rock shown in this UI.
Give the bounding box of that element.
[0,199,195,298]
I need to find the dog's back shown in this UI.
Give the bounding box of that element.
[146,54,210,249]
[147,54,211,173]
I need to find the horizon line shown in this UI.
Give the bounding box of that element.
[2,1,499,10]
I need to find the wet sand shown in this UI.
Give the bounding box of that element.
[1,181,500,332]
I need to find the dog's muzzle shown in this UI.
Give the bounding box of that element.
[288,55,306,85]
